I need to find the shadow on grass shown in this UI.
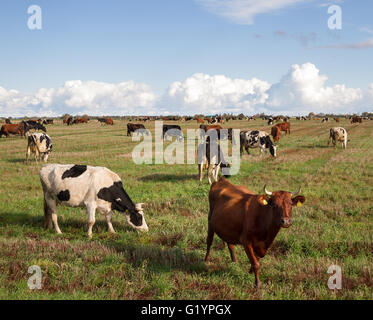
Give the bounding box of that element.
[108,242,207,274]
[139,173,197,182]
[6,158,26,163]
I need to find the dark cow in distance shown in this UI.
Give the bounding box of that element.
[24,120,47,133]
[205,178,305,287]
[351,116,362,124]
[98,118,114,125]
[5,119,11,124]
[40,164,149,237]
[162,124,183,141]
[127,123,148,136]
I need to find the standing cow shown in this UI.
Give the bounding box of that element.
[328,127,347,149]
[240,130,277,157]
[39,164,149,237]
[205,178,305,287]
[26,133,53,163]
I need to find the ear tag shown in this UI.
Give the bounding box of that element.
[262,199,268,205]
[297,201,303,207]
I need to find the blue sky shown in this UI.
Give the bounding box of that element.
[0,0,372,116]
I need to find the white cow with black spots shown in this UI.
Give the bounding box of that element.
[240,130,277,157]
[26,132,53,163]
[328,127,347,149]
[39,164,149,238]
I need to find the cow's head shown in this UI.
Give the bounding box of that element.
[259,185,306,228]
[124,203,149,232]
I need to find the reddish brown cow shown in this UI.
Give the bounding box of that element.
[73,118,88,124]
[271,122,290,142]
[205,177,305,287]
[334,117,340,123]
[105,118,114,125]
[196,117,204,124]
[0,123,27,138]
[351,116,362,124]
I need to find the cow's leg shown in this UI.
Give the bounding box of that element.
[26,146,31,163]
[45,196,62,234]
[243,243,261,288]
[245,146,250,155]
[207,165,213,185]
[43,196,54,230]
[227,244,238,262]
[86,203,97,238]
[198,164,204,185]
[204,223,215,262]
[106,211,116,233]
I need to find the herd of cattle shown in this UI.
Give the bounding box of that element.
[0,114,366,287]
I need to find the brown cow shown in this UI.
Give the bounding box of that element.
[205,177,305,288]
[0,122,27,138]
[351,116,362,124]
[196,117,204,124]
[127,123,146,136]
[271,122,290,142]
[334,117,340,123]
[73,118,88,124]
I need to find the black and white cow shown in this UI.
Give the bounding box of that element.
[162,124,183,142]
[26,133,53,163]
[39,164,149,237]
[267,117,274,125]
[328,127,347,149]
[240,130,277,157]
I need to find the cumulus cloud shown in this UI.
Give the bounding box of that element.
[1,63,372,117]
[163,73,270,114]
[265,62,367,115]
[195,0,306,25]
[0,80,158,117]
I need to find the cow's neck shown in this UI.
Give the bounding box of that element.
[258,206,282,249]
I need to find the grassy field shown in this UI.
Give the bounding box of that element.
[0,118,372,300]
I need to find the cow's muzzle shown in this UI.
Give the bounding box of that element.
[280,218,293,228]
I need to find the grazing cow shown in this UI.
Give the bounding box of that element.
[26,133,53,163]
[73,118,88,124]
[39,164,149,237]
[322,117,329,123]
[205,178,305,287]
[271,122,290,142]
[240,130,277,157]
[328,127,347,149]
[162,124,183,141]
[198,137,230,185]
[351,116,362,124]
[24,120,47,133]
[196,117,204,124]
[98,117,114,125]
[334,117,340,123]
[0,123,27,138]
[127,123,148,136]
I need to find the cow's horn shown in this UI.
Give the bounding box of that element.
[291,187,301,196]
[264,185,272,196]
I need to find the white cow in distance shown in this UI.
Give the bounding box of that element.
[26,132,53,163]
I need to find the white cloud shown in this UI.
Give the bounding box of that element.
[265,62,366,114]
[195,0,306,24]
[1,63,372,118]
[319,38,373,49]
[164,73,270,114]
[0,80,158,117]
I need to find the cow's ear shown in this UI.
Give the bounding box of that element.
[258,196,270,206]
[292,195,306,207]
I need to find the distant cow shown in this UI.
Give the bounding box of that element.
[162,124,183,141]
[39,164,149,237]
[24,120,47,133]
[271,122,290,142]
[267,117,273,125]
[196,117,204,124]
[351,116,362,124]
[205,178,305,287]
[322,117,329,123]
[334,118,340,123]
[328,127,347,149]
[0,123,27,138]
[198,137,230,185]
[26,133,53,163]
[127,123,148,136]
[73,118,88,124]
[5,119,11,124]
[240,130,277,157]
[98,118,114,125]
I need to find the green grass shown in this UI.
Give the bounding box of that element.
[0,118,372,299]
